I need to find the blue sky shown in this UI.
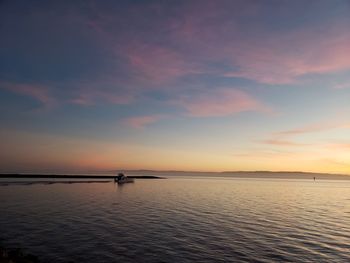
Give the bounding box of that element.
[1,0,350,173]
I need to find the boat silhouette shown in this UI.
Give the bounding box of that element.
[115,173,134,184]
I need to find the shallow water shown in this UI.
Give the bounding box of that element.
[0,177,349,262]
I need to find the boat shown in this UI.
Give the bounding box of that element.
[115,173,134,184]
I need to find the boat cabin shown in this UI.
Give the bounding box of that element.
[115,173,125,181]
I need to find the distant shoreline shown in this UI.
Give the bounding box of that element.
[0,172,349,180]
[0,174,164,179]
[122,170,350,180]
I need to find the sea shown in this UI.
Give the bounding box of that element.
[0,176,349,262]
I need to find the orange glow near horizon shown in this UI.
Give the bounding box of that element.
[1,1,350,175]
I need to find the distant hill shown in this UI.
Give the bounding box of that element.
[1,170,349,180]
[113,170,350,180]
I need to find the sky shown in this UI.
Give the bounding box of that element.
[0,0,350,174]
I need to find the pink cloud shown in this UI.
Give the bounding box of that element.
[78,2,350,88]
[68,78,136,106]
[71,90,134,106]
[260,139,309,147]
[326,143,350,150]
[169,5,350,84]
[125,45,202,85]
[233,150,295,158]
[70,95,95,106]
[223,33,350,84]
[0,82,56,108]
[124,114,165,129]
[333,82,350,90]
[221,27,350,84]
[276,122,350,136]
[174,88,270,117]
[260,121,350,147]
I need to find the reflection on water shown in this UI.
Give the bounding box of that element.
[0,178,349,262]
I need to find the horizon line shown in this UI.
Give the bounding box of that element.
[1,170,349,177]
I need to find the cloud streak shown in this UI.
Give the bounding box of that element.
[125,45,203,85]
[70,88,135,106]
[260,121,350,147]
[222,28,350,84]
[123,114,165,129]
[0,82,56,108]
[173,88,269,117]
[122,88,268,128]
[275,122,350,136]
[260,139,309,147]
[142,2,350,85]
[60,1,350,111]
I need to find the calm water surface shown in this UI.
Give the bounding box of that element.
[0,177,349,262]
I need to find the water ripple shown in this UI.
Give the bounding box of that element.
[0,178,349,262]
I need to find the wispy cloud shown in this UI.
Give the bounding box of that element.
[67,1,350,96]
[232,149,295,159]
[167,2,350,85]
[0,82,56,108]
[121,88,268,128]
[332,82,350,90]
[223,30,350,84]
[123,114,165,129]
[275,122,350,136]
[125,45,202,85]
[326,142,350,150]
[70,89,134,106]
[173,88,270,117]
[260,121,350,147]
[260,139,309,147]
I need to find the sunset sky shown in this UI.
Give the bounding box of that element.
[0,0,350,174]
